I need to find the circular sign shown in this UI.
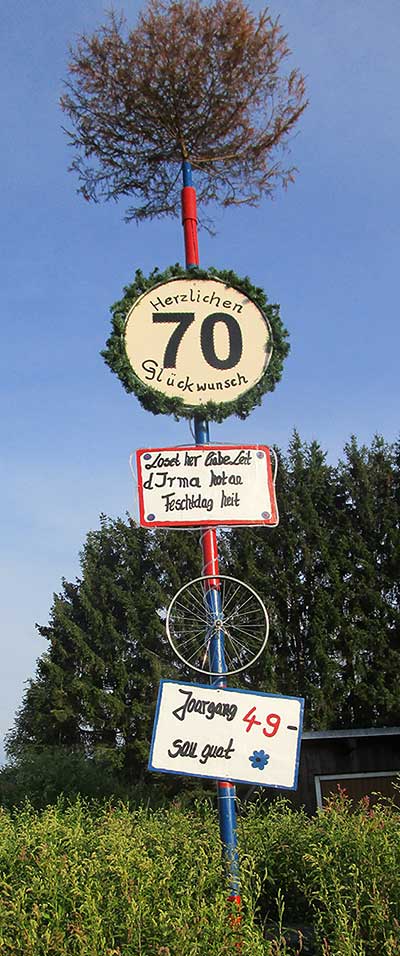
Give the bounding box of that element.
[124,276,272,409]
[102,265,290,421]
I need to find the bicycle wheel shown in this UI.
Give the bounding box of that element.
[166,574,269,676]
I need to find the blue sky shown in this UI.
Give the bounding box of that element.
[1,0,399,762]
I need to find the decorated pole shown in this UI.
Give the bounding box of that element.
[62,2,308,947]
[182,159,240,904]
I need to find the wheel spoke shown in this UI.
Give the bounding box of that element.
[225,622,265,645]
[173,599,213,625]
[222,593,258,624]
[174,629,208,650]
[221,582,242,617]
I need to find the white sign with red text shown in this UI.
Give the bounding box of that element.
[149,681,304,790]
[136,444,278,527]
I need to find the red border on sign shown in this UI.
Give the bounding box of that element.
[136,445,278,528]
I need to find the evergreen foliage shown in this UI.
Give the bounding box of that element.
[226,432,341,727]
[3,434,400,799]
[227,433,400,729]
[6,517,202,784]
[332,436,400,726]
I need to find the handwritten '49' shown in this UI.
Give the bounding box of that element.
[243,707,281,737]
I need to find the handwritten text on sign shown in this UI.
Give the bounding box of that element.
[149,681,304,790]
[136,445,278,527]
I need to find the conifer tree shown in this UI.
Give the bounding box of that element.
[227,432,400,730]
[7,517,202,781]
[332,436,400,726]
[7,435,400,785]
[227,432,340,728]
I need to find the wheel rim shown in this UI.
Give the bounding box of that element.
[166,574,269,676]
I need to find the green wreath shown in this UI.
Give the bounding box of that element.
[101,264,290,422]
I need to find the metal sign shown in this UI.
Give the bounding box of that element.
[136,444,278,527]
[124,276,272,408]
[149,680,304,790]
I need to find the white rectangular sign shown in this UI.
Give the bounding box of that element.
[136,444,278,527]
[149,681,304,790]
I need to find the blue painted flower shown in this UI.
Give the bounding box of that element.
[249,749,270,771]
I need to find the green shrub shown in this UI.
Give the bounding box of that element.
[0,800,265,955]
[241,790,400,955]
[0,794,399,955]
[301,789,400,955]
[0,747,217,811]
[0,748,129,809]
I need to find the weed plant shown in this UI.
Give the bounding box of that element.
[242,789,400,955]
[0,790,399,955]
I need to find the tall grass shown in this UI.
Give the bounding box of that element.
[0,791,399,955]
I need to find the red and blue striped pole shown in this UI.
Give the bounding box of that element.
[181,159,241,907]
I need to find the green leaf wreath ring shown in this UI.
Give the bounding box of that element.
[101,264,290,422]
